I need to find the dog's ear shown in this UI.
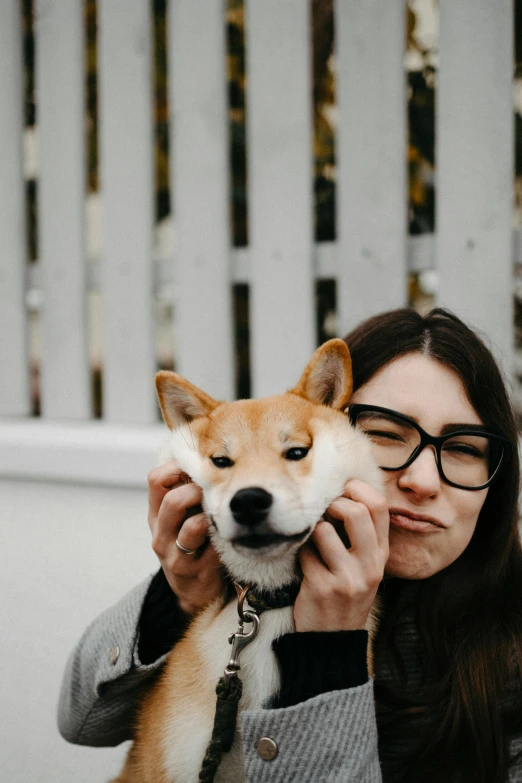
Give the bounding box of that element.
[290,338,353,410]
[155,371,221,429]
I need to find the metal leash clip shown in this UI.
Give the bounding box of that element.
[224,584,260,680]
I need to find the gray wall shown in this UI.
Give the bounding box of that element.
[1,479,157,782]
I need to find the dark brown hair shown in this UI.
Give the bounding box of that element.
[344,308,522,783]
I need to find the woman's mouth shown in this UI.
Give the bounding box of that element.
[389,508,446,533]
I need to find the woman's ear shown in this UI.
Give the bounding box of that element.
[155,371,221,429]
[289,338,353,410]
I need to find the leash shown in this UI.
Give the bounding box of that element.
[198,584,260,782]
[198,579,300,781]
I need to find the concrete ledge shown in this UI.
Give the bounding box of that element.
[0,419,168,487]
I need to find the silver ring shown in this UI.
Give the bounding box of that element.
[175,538,198,556]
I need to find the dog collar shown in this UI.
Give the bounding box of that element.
[235,581,301,614]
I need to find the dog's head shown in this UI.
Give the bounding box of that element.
[156,339,381,589]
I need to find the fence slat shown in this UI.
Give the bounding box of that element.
[0,1,29,417]
[168,0,234,400]
[246,0,316,397]
[36,0,91,419]
[437,0,514,374]
[99,0,156,423]
[335,0,407,335]
[168,0,234,401]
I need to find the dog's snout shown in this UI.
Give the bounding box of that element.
[230,487,273,527]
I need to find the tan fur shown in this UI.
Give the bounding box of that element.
[111,340,382,783]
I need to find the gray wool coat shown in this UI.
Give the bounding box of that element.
[57,575,382,783]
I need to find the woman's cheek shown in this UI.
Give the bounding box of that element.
[385,491,486,579]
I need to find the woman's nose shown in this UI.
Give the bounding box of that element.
[397,445,441,497]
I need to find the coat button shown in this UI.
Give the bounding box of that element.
[256,737,278,761]
[110,645,120,665]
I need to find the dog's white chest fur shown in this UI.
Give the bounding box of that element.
[161,600,294,783]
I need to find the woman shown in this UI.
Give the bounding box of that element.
[58,308,522,782]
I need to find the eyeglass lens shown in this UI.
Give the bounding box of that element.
[354,410,500,489]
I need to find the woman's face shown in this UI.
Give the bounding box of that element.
[350,352,489,579]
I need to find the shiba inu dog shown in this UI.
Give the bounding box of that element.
[112,338,382,783]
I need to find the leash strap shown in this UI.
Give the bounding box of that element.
[198,587,260,783]
[198,675,243,782]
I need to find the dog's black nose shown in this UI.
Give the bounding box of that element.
[230,487,273,527]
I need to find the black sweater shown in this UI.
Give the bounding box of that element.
[137,568,369,707]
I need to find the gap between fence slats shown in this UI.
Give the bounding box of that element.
[335,0,408,334]
[0,1,29,417]
[437,0,514,373]
[36,0,91,419]
[99,0,157,423]
[246,0,316,397]
[168,0,234,401]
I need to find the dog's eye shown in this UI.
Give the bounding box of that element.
[211,456,234,469]
[284,447,309,461]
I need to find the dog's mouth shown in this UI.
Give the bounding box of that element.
[231,528,310,552]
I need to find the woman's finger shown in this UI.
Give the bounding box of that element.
[175,513,209,555]
[309,520,349,574]
[328,496,378,558]
[148,460,191,518]
[161,518,220,579]
[342,478,390,551]
[299,538,329,579]
[151,482,203,547]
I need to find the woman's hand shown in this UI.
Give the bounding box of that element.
[148,461,224,616]
[294,479,389,632]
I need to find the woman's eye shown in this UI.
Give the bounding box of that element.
[443,444,483,458]
[284,447,309,461]
[365,429,405,443]
[211,456,234,468]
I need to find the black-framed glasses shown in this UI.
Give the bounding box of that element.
[348,404,512,491]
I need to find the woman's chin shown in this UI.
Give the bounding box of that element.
[385,544,439,580]
[385,561,433,580]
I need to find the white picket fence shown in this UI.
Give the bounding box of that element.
[0,0,517,487]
